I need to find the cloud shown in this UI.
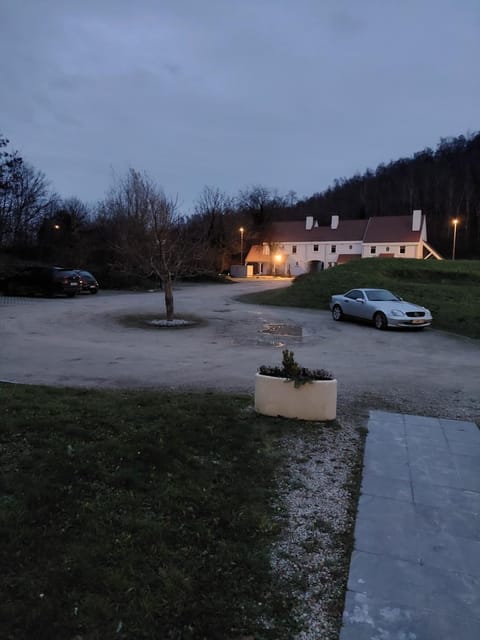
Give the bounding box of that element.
[0,0,479,210]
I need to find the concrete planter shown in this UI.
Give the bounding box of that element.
[254,373,337,421]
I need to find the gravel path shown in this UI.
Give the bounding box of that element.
[1,281,479,425]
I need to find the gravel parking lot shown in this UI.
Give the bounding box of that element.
[1,279,479,423]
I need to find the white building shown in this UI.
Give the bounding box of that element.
[245,210,442,276]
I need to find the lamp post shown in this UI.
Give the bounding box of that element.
[239,227,244,264]
[452,218,459,260]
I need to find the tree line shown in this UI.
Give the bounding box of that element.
[1,131,479,289]
[291,132,480,258]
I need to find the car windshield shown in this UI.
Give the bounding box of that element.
[365,289,400,301]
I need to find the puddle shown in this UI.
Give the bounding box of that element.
[261,323,303,337]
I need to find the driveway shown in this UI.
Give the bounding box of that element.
[1,280,479,423]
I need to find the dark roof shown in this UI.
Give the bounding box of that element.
[269,219,368,242]
[266,214,423,244]
[337,254,362,264]
[363,215,422,243]
[245,245,270,263]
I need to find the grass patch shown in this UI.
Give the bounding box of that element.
[0,383,366,639]
[117,313,206,330]
[240,259,480,339]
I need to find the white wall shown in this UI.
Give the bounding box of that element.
[361,243,420,258]
[275,239,423,275]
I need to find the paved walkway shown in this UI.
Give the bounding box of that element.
[341,411,480,640]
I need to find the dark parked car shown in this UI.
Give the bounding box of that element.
[75,270,99,294]
[3,266,81,297]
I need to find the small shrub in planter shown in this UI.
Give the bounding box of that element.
[258,349,334,387]
[255,350,337,421]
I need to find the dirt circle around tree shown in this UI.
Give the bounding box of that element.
[117,313,205,330]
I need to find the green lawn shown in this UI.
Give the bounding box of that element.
[0,384,363,640]
[240,259,480,339]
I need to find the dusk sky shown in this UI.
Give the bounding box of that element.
[1,0,479,213]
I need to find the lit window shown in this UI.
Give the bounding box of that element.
[370,246,376,254]
[400,246,406,254]
[313,244,318,252]
[331,245,336,253]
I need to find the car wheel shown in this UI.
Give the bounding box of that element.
[332,304,344,321]
[90,289,98,294]
[374,312,387,330]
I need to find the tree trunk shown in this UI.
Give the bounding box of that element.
[163,274,174,321]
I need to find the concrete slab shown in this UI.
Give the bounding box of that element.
[340,411,480,640]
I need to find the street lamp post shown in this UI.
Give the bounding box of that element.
[452,218,459,260]
[239,227,244,265]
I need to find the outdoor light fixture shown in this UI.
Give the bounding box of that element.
[273,253,282,276]
[452,218,459,260]
[239,227,244,264]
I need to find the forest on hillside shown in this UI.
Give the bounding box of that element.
[1,131,479,286]
[290,132,480,258]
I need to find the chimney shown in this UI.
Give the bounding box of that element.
[412,209,422,232]
[331,214,339,230]
[305,216,314,230]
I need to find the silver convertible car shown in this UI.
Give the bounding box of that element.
[329,288,433,330]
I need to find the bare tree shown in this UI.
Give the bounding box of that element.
[0,136,23,247]
[1,160,55,249]
[101,169,201,320]
[193,186,236,272]
[38,197,92,265]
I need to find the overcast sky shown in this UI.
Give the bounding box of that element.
[1,0,479,213]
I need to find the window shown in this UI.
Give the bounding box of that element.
[292,245,297,254]
[345,289,364,300]
[386,246,390,252]
[349,245,352,250]
[400,246,406,254]
[331,245,336,253]
[313,244,319,252]
[370,246,376,254]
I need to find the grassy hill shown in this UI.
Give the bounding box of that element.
[240,259,480,339]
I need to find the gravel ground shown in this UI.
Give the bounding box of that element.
[272,414,365,640]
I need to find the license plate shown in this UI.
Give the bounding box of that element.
[70,282,77,286]
[411,319,424,324]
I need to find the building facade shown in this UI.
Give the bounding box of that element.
[245,210,442,276]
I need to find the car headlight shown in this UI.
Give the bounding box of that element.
[390,309,405,317]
